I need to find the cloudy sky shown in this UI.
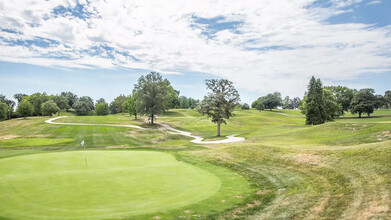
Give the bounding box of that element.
[0,0,390,104]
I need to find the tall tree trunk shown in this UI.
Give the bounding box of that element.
[217,121,221,137]
[359,112,361,118]
[151,113,154,124]
[367,113,370,117]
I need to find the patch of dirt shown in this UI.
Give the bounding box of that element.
[152,216,161,220]
[223,200,262,219]
[0,135,20,140]
[352,192,390,220]
[308,194,330,218]
[374,131,391,141]
[289,153,327,167]
[233,195,243,199]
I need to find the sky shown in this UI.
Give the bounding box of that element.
[0,0,390,104]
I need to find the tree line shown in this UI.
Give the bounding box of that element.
[301,76,390,125]
[2,73,389,131]
[250,76,390,125]
[251,92,301,111]
[0,73,199,121]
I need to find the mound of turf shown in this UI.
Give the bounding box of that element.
[0,151,222,219]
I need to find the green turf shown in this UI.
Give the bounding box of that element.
[0,151,251,219]
[0,138,74,148]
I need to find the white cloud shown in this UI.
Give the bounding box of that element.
[366,1,382,5]
[0,0,390,97]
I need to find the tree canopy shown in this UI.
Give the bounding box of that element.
[13,93,27,104]
[41,100,60,116]
[197,79,240,136]
[73,96,94,116]
[18,100,33,118]
[241,103,250,110]
[350,89,377,117]
[52,95,70,110]
[263,92,282,110]
[95,102,109,116]
[179,96,199,109]
[252,97,265,111]
[109,95,127,114]
[133,72,172,124]
[325,86,355,115]
[122,95,138,119]
[96,98,106,104]
[61,92,78,108]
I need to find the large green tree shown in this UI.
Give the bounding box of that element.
[52,95,70,110]
[350,89,377,117]
[303,76,327,125]
[262,92,282,111]
[24,93,49,116]
[122,95,138,119]
[95,102,109,116]
[252,97,265,111]
[61,92,78,109]
[18,100,33,119]
[197,79,240,136]
[109,95,127,114]
[241,103,250,110]
[41,100,60,116]
[324,86,355,115]
[133,72,172,124]
[73,96,94,116]
[323,88,342,121]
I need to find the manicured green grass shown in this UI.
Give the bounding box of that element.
[0,138,74,148]
[0,151,251,219]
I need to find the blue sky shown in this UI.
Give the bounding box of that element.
[0,0,390,104]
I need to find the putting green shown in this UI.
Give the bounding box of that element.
[0,151,221,219]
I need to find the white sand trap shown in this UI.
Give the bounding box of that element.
[157,122,245,144]
[46,116,245,145]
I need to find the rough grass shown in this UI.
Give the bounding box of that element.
[0,108,390,219]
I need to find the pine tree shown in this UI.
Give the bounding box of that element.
[305,76,326,125]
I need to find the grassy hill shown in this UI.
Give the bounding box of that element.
[0,109,390,219]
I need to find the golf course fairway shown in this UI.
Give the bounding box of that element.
[0,151,223,219]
